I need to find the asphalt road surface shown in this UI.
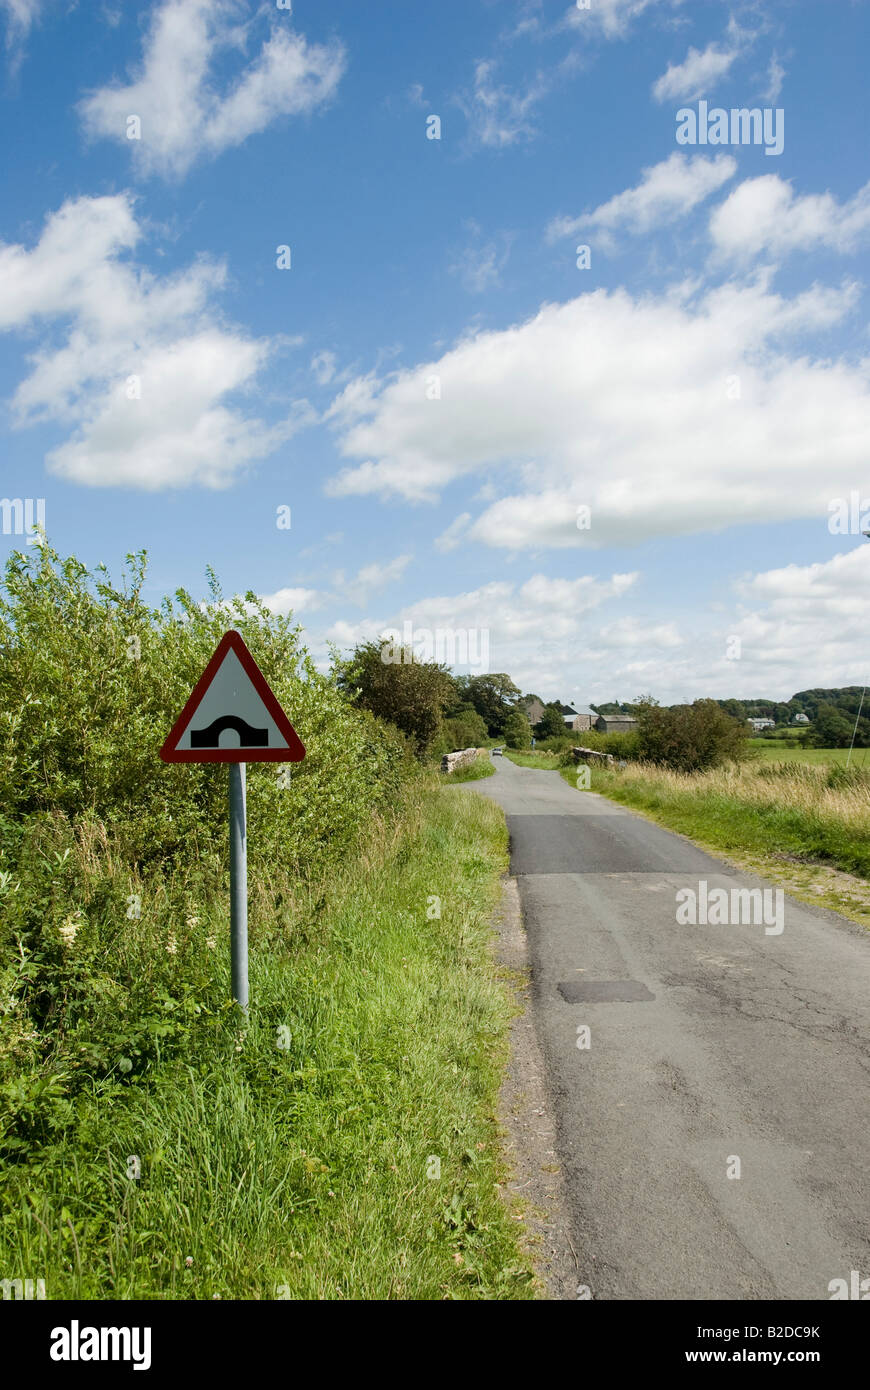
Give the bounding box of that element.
[467,756,870,1299]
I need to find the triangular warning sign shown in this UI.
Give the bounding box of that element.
[160,630,306,764]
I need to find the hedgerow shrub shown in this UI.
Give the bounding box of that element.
[0,543,415,1145]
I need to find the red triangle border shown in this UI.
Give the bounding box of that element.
[160,630,306,763]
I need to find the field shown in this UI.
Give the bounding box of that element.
[749,739,866,765]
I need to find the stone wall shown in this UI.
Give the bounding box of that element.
[441,747,482,774]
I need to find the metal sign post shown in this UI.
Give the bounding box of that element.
[160,631,306,1013]
[229,763,248,1012]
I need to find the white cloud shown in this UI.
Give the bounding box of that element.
[311,350,337,386]
[325,275,870,549]
[337,554,412,606]
[78,0,345,179]
[434,512,472,553]
[259,586,321,617]
[324,569,638,688]
[2,0,42,44]
[710,175,870,262]
[693,546,870,701]
[306,547,870,703]
[564,0,684,41]
[595,616,683,649]
[458,58,549,148]
[1,0,50,67]
[449,222,513,293]
[547,152,736,246]
[0,193,302,489]
[763,54,785,103]
[652,42,740,103]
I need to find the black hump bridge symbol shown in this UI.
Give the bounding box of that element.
[190,715,269,749]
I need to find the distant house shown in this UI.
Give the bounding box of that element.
[595,713,638,734]
[747,717,775,731]
[792,712,810,725]
[521,696,546,727]
[563,704,596,732]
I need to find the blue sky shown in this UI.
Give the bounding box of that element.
[2,0,869,705]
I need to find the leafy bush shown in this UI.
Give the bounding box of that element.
[432,710,488,758]
[635,698,747,773]
[0,542,415,1144]
[503,710,531,749]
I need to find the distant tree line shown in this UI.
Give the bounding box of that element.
[714,688,870,748]
[335,641,868,766]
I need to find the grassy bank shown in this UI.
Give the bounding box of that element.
[1,780,532,1300]
[561,759,870,923]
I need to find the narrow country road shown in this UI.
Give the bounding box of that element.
[465,756,870,1300]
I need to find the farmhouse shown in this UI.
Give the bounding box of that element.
[595,714,638,734]
[747,717,775,731]
[521,696,546,726]
[792,712,810,725]
[561,703,596,732]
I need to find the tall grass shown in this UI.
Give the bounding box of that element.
[567,759,870,879]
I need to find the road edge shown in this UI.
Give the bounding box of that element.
[491,873,579,1300]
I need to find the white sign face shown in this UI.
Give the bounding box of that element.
[160,631,306,764]
[175,646,287,751]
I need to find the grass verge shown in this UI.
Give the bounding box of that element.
[0,782,533,1300]
[440,756,496,784]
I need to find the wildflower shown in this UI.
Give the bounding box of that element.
[58,911,81,948]
[185,1256,193,1268]
[186,915,200,928]
[205,936,217,950]
[166,933,177,955]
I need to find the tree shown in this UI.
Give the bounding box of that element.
[535,703,568,740]
[635,698,747,772]
[335,641,455,757]
[457,673,521,736]
[503,710,532,749]
[806,703,859,749]
[436,709,488,753]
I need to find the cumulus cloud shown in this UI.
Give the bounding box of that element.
[0,193,303,488]
[652,41,741,103]
[259,586,322,617]
[78,0,345,179]
[710,175,870,262]
[300,545,870,704]
[323,569,638,687]
[324,274,870,549]
[547,152,736,247]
